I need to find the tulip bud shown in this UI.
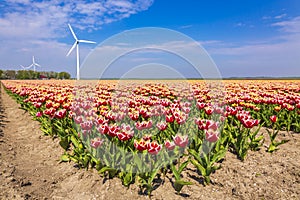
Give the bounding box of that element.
[270,115,277,123]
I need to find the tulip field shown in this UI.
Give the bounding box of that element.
[1,79,300,195]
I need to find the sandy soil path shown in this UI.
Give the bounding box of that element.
[0,85,105,200]
[0,84,299,200]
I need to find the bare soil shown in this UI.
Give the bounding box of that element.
[0,86,299,200]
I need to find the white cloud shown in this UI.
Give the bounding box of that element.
[179,25,193,29]
[199,40,221,45]
[205,16,300,77]
[0,0,154,76]
[0,0,154,39]
[272,16,300,33]
[274,13,287,19]
[235,22,245,27]
[5,0,30,3]
[262,16,271,20]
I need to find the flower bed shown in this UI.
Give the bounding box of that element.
[1,79,299,196]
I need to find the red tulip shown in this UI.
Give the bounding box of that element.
[135,120,152,130]
[242,119,257,128]
[270,115,277,123]
[205,107,213,115]
[117,131,133,141]
[55,109,67,119]
[34,102,42,108]
[129,111,139,121]
[108,124,120,137]
[142,134,152,141]
[147,141,162,155]
[166,115,174,123]
[196,102,206,110]
[117,124,134,141]
[45,101,53,109]
[97,123,109,134]
[134,139,148,151]
[43,107,56,117]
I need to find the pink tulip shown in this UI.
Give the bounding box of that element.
[173,135,189,148]
[205,129,219,143]
[91,138,104,149]
[156,121,167,131]
[36,111,42,117]
[165,140,175,151]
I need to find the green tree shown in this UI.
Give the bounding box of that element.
[58,71,71,79]
[16,70,25,79]
[27,70,35,79]
[2,69,71,80]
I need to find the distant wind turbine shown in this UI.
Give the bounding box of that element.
[20,65,28,70]
[27,56,41,72]
[66,23,96,80]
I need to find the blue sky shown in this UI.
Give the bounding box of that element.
[0,0,299,78]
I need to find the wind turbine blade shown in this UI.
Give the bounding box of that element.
[68,24,78,41]
[66,42,77,56]
[20,65,26,69]
[78,39,96,44]
[32,56,35,63]
[36,63,41,67]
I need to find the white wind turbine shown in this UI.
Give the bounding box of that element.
[27,56,41,72]
[20,65,29,70]
[66,24,96,80]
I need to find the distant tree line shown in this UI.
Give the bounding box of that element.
[0,70,71,80]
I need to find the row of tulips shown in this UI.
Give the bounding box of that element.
[1,79,299,196]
